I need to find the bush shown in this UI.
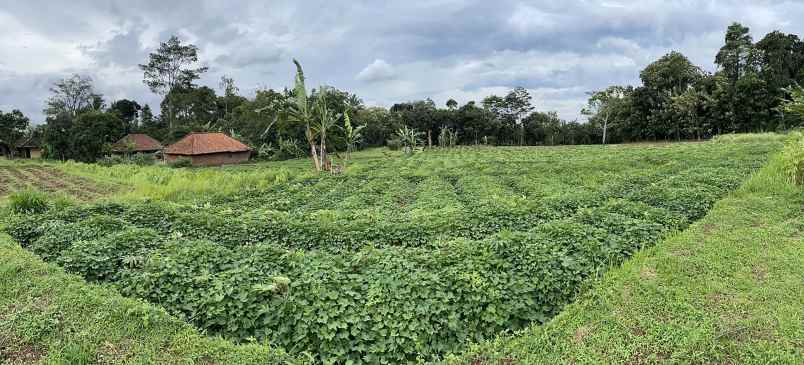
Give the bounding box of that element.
[8,190,49,214]
[169,157,193,168]
[97,155,127,167]
[780,134,804,185]
[276,137,306,160]
[25,216,129,261]
[131,153,157,166]
[59,227,162,282]
[386,138,402,151]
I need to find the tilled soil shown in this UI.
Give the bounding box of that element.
[0,166,110,200]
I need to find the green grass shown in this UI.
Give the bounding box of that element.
[1,137,800,364]
[0,231,305,365]
[441,144,804,364]
[3,140,785,364]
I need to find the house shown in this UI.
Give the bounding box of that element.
[112,133,163,155]
[15,135,43,159]
[163,132,251,166]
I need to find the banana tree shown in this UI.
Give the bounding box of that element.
[342,110,365,163]
[396,125,422,155]
[313,87,339,171]
[286,59,321,171]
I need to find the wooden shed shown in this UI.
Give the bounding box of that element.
[164,132,251,166]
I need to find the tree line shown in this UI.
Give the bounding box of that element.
[2,22,804,163]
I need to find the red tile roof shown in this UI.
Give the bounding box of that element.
[164,132,250,156]
[113,134,163,152]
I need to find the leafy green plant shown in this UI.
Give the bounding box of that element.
[277,137,306,160]
[396,125,423,154]
[169,157,192,168]
[286,59,321,171]
[4,137,784,364]
[130,153,156,166]
[8,190,49,214]
[438,126,459,148]
[780,135,804,185]
[98,155,127,167]
[386,138,402,151]
[342,111,365,162]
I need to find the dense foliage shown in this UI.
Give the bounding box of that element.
[4,141,781,364]
[11,23,801,163]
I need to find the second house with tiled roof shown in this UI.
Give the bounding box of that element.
[113,133,164,155]
[163,132,251,166]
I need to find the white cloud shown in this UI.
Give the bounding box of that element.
[356,59,397,82]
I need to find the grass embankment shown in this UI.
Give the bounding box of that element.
[443,140,804,364]
[0,230,305,364]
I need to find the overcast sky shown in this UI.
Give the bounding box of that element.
[1,0,803,123]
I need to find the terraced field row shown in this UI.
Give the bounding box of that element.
[0,165,110,200]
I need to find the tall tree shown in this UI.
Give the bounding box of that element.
[219,75,240,119]
[70,111,126,162]
[45,74,99,117]
[640,51,702,95]
[482,87,533,145]
[0,109,29,157]
[161,86,220,131]
[139,35,208,129]
[582,86,627,144]
[715,23,755,83]
[42,113,74,161]
[109,99,142,132]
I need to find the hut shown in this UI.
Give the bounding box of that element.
[15,135,43,159]
[164,132,251,166]
[112,133,163,155]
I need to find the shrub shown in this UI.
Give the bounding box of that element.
[8,190,49,214]
[59,227,162,282]
[276,137,306,160]
[97,155,127,167]
[25,216,129,261]
[169,157,193,168]
[386,138,402,151]
[780,136,804,185]
[131,153,157,166]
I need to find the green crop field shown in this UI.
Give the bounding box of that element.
[1,136,802,364]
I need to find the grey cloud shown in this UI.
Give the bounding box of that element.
[4,0,804,123]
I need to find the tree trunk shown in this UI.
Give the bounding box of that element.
[427,130,432,149]
[307,126,321,171]
[602,117,608,145]
[320,130,329,172]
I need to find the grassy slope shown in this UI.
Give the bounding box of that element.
[0,231,305,364]
[443,150,804,364]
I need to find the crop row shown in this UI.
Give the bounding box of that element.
[8,198,678,364]
[14,165,739,253]
[3,142,781,364]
